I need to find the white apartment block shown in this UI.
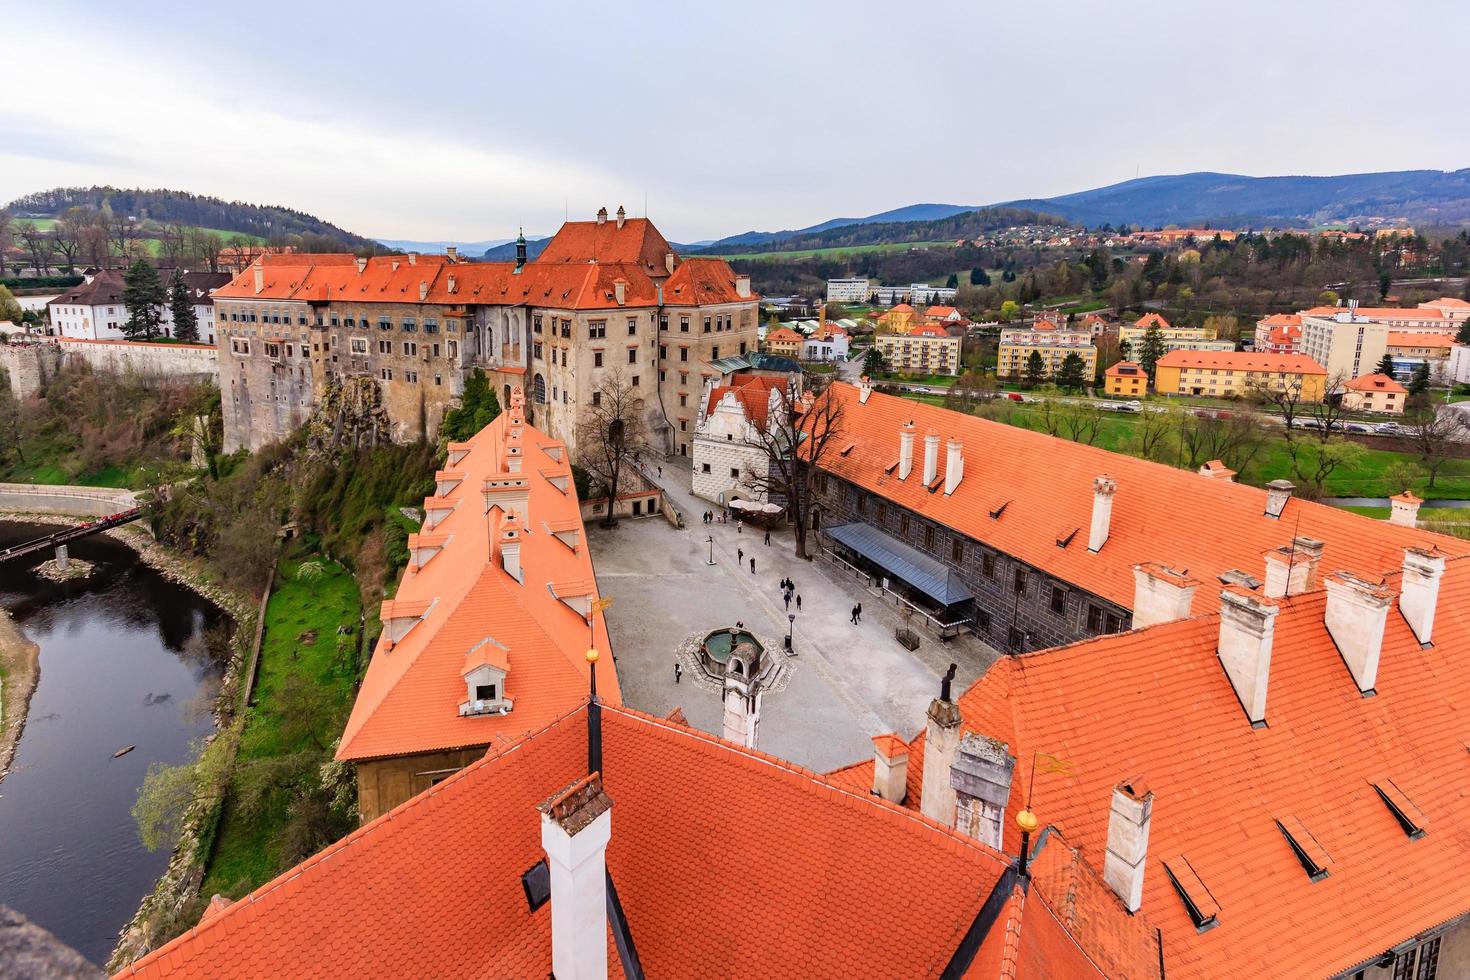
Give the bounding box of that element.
[825,278,872,303]
[871,284,957,306]
[1299,312,1389,383]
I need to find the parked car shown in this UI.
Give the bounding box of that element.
[1117,401,1142,412]
[1006,392,1026,402]
[1297,418,1324,429]
[1375,422,1407,435]
[1343,422,1373,434]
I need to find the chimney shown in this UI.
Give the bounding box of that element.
[614,279,626,306]
[252,263,264,294]
[1217,587,1279,726]
[1264,479,1294,518]
[870,734,909,803]
[1324,571,1393,695]
[499,514,524,584]
[944,440,964,495]
[1400,547,1445,646]
[735,274,751,298]
[419,281,429,302]
[1088,475,1116,553]
[355,256,367,274]
[950,733,1015,850]
[1389,490,1422,528]
[615,205,626,229]
[920,665,962,826]
[665,251,676,275]
[898,423,915,480]
[1103,782,1154,914]
[408,252,417,265]
[446,245,457,261]
[596,207,608,226]
[1197,459,1236,482]
[538,773,612,980]
[858,375,873,404]
[1131,562,1200,627]
[447,274,457,294]
[1263,536,1324,598]
[922,429,940,486]
[391,259,401,272]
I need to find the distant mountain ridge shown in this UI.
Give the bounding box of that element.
[376,236,516,254]
[699,207,1071,256]
[5,186,372,246]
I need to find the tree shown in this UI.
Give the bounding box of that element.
[1130,405,1179,461]
[1408,362,1431,397]
[1284,437,1367,499]
[1303,373,1351,440]
[1317,289,1340,307]
[1375,351,1396,377]
[1379,269,1392,300]
[122,259,166,339]
[50,221,81,273]
[969,267,991,286]
[1403,405,1469,488]
[0,284,23,325]
[999,300,1021,322]
[1138,325,1167,386]
[17,221,52,274]
[576,371,649,528]
[1024,350,1045,389]
[132,731,233,851]
[1056,352,1087,393]
[0,209,11,276]
[1058,401,1105,445]
[168,268,200,342]
[743,377,843,560]
[945,273,959,289]
[862,345,887,377]
[1247,373,1310,436]
[1176,409,1270,475]
[440,368,502,442]
[1458,319,1470,346]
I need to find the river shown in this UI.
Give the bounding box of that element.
[0,521,225,966]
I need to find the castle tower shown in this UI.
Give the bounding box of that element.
[721,636,765,749]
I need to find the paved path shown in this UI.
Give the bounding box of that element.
[590,456,997,774]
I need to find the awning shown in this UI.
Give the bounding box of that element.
[826,523,973,607]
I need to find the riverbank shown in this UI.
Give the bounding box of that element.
[0,605,40,785]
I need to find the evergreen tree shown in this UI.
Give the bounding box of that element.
[969,267,991,286]
[1139,325,1167,386]
[168,268,199,342]
[1457,319,1470,346]
[1379,269,1393,300]
[441,368,502,442]
[1024,350,1045,389]
[1408,361,1431,396]
[945,273,959,289]
[1057,352,1086,393]
[1375,351,1396,377]
[862,345,887,377]
[122,259,165,339]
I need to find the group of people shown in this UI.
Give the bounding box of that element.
[700,510,733,526]
[780,577,802,612]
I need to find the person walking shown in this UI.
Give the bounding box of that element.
[764,529,771,546]
[850,605,858,625]
[796,594,802,611]
[674,661,682,684]
[737,547,744,564]
[750,557,756,574]
[855,602,863,623]
[736,520,742,534]
[657,465,663,478]
[784,592,791,611]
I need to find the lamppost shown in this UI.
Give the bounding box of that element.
[706,535,716,566]
[786,612,795,652]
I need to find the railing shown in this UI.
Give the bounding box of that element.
[896,596,974,641]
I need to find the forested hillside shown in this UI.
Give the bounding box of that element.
[701,207,1068,256]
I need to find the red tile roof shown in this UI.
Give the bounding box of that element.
[704,381,782,430]
[840,554,1470,977]
[1345,372,1407,393]
[1387,332,1454,349]
[336,395,618,762]
[118,704,1042,978]
[1156,349,1325,374]
[535,216,673,274]
[1259,313,1301,327]
[1134,312,1171,329]
[765,327,803,343]
[1104,361,1142,377]
[811,383,1468,616]
[661,257,756,307]
[909,322,951,338]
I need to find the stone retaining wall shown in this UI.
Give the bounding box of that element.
[0,483,138,519]
[0,339,216,399]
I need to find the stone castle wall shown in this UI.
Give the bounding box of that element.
[0,340,216,400]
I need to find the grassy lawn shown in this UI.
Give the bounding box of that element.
[200,556,361,897]
[878,372,958,386]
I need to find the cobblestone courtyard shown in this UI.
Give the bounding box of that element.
[591,457,998,773]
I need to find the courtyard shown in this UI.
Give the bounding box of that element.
[590,457,998,774]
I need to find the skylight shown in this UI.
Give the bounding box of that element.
[1373,779,1427,840]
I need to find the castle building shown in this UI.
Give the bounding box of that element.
[691,374,787,506]
[212,208,758,456]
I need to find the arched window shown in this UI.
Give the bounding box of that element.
[504,384,512,407]
[533,374,547,404]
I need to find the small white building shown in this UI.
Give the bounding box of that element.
[1448,343,1470,385]
[692,376,787,506]
[47,269,230,343]
[802,327,850,362]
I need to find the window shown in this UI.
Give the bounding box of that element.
[701,462,711,473]
[592,391,601,407]
[589,320,607,339]
[627,318,637,336]
[405,370,418,383]
[474,683,497,702]
[1087,604,1122,635]
[533,342,543,360]
[379,339,392,354]
[424,320,439,334]
[680,316,690,333]
[900,514,910,535]
[264,342,281,359]
[560,319,571,338]
[533,315,543,334]
[378,317,392,331]
[857,494,866,515]
[560,350,567,367]
[679,393,687,407]
[380,368,393,381]
[952,539,964,563]
[659,314,669,332]
[712,346,719,359]
[627,348,637,364]
[1415,937,1441,980]
[594,351,604,368]
[1050,586,1066,614]
[877,502,887,522]
[402,319,416,332]
[350,337,368,354]
[404,342,417,356]
[1013,567,1026,594]
[703,317,712,333]
[659,345,667,360]
[533,374,546,403]
[730,467,740,478]
[924,526,935,549]
[631,375,640,387]
[231,338,251,355]
[680,347,689,362]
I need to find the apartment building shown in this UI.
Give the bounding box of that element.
[1119,312,1234,354]
[1387,331,1454,379]
[1103,360,1146,396]
[762,326,803,358]
[1154,349,1327,400]
[875,322,961,376]
[1253,313,1302,353]
[213,208,759,457]
[997,322,1097,380]
[1342,372,1408,414]
[824,277,872,303]
[1299,309,1389,382]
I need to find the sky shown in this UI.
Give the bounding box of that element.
[5,0,1470,244]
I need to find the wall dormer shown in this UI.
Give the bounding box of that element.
[460,636,513,716]
[446,442,474,466]
[435,469,464,496]
[423,496,457,530]
[380,597,436,647]
[408,532,450,569]
[548,579,596,619]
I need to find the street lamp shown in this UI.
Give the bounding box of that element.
[706,535,716,566]
[786,612,795,652]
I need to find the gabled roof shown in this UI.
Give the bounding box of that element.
[1156,350,1325,374]
[1135,312,1171,329]
[765,327,803,343]
[1345,372,1407,393]
[535,216,673,275]
[705,379,783,429]
[119,703,1050,978]
[48,269,125,307]
[1258,313,1301,327]
[810,383,1467,616]
[661,257,755,306]
[1104,360,1142,377]
[838,555,1470,978]
[909,322,951,338]
[336,399,618,762]
[926,305,959,318]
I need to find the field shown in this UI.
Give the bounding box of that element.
[7,219,266,259]
[199,557,361,896]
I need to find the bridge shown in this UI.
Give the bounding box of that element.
[0,508,144,566]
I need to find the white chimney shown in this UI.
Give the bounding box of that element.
[950,733,1015,850]
[1263,536,1324,599]
[858,375,873,405]
[499,514,524,584]
[1103,782,1154,913]
[922,429,940,486]
[355,256,367,274]
[408,252,417,265]
[1197,459,1236,482]
[735,275,751,298]
[446,245,457,261]
[1400,547,1445,647]
[538,774,612,980]
[596,206,608,226]
[898,423,915,480]
[615,205,626,229]
[252,264,264,294]
[1088,475,1117,553]
[871,734,909,803]
[944,440,964,495]
[419,281,429,302]
[447,274,457,294]
[920,673,963,826]
[665,252,676,275]
[1264,479,1294,519]
[1324,571,1393,695]
[1131,562,1199,627]
[1389,490,1422,528]
[1217,587,1280,726]
[614,279,626,306]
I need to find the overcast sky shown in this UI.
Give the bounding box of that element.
[5,0,1468,243]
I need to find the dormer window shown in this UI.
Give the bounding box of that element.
[461,637,513,716]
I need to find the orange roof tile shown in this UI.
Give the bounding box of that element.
[1345,373,1407,393]
[1134,312,1171,329]
[765,327,803,343]
[809,383,1467,617]
[535,215,673,273]
[1259,313,1301,327]
[337,404,618,762]
[704,382,781,430]
[909,322,951,338]
[1387,332,1454,348]
[1155,349,1325,374]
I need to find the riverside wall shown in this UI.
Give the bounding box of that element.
[0,339,216,399]
[0,483,139,519]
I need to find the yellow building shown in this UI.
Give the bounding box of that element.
[1119,313,1234,353]
[1154,350,1327,401]
[1342,373,1408,415]
[1104,361,1147,397]
[875,303,918,334]
[875,323,961,376]
[997,323,1097,380]
[763,326,804,358]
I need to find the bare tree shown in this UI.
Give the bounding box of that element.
[50,217,81,274]
[1058,400,1105,445]
[1032,397,1063,437]
[17,222,52,275]
[576,371,649,528]
[1247,372,1309,436]
[1176,408,1270,476]
[78,214,111,269]
[158,222,190,268]
[1283,437,1367,499]
[225,234,255,272]
[0,209,13,276]
[1130,404,1178,461]
[1302,372,1351,440]
[741,375,845,560]
[105,207,136,265]
[1403,404,1469,488]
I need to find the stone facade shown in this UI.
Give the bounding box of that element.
[809,469,1131,651]
[0,339,215,399]
[691,382,781,505]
